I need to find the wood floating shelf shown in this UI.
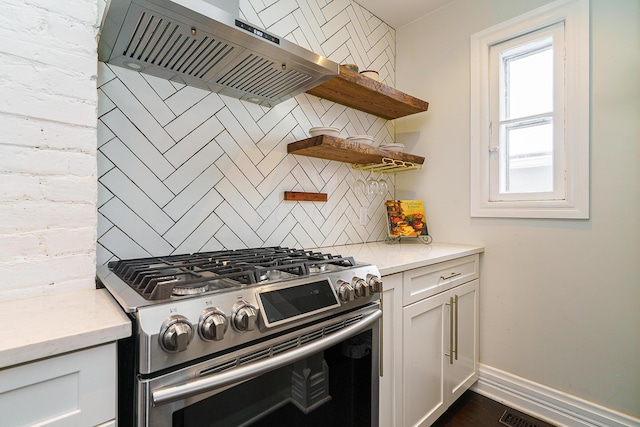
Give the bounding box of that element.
[287,135,425,167]
[284,191,327,202]
[306,65,429,120]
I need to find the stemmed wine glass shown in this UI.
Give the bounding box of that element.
[367,176,379,195]
[377,174,388,194]
[354,173,389,196]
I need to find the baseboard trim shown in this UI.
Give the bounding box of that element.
[471,364,639,427]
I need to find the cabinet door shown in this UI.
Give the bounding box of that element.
[402,290,450,427]
[380,273,403,427]
[446,279,479,402]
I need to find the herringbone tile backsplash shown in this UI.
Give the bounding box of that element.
[97,0,396,263]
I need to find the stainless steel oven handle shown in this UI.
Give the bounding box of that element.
[152,309,382,406]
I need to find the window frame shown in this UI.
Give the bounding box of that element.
[490,24,564,201]
[470,0,590,219]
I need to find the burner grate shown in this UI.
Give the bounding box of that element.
[107,246,357,301]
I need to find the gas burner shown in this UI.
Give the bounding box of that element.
[258,270,299,283]
[172,284,209,296]
[308,264,327,273]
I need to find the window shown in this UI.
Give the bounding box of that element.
[470,0,589,218]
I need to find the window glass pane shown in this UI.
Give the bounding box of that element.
[503,37,553,119]
[502,121,553,194]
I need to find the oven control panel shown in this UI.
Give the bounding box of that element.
[257,279,340,329]
[137,266,382,372]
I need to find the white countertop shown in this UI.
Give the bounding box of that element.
[321,241,484,276]
[0,242,481,369]
[0,288,131,369]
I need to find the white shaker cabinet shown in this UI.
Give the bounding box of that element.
[379,253,480,427]
[0,343,117,426]
[402,254,480,427]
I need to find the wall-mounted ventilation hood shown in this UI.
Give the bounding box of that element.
[98,0,339,106]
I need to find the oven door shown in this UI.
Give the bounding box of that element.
[139,305,381,427]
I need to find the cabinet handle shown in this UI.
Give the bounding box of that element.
[454,294,459,361]
[440,271,462,281]
[446,296,454,365]
[380,287,384,377]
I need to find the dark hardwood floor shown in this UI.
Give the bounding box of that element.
[432,390,557,427]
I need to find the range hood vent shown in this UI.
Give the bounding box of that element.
[98,0,339,106]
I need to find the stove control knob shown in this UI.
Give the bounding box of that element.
[199,309,228,341]
[353,277,370,298]
[233,302,258,332]
[159,315,193,353]
[367,274,383,294]
[336,279,355,302]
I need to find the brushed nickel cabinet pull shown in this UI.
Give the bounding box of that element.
[380,288,384,377]
[446,297,454,365]
[440,271,462,280]
[454,294,459,361]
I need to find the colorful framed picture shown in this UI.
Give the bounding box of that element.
[385,200,429,237]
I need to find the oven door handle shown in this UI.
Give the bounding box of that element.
[152,309,382,406]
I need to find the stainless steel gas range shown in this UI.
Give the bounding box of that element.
[96,246,383,427]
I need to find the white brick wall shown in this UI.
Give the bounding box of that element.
[0,0,99,301]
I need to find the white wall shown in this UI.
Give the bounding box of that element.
[0,0,99,301]
[396,0,640,418]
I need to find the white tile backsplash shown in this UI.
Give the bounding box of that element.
[164,117,225,168]
[101,80,176,153]
[100,110,175,179]
[164,94,225,143]
[100,140,174,206]
[110,66,177,127]
[163,187,224,246]
[101,198,175,255]
[164,86,210,116]
[97,0,397,262]
[100,169,174,234]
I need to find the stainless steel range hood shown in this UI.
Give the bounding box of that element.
[98,0,339,106]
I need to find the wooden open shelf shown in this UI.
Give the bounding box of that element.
[305,65,429,120]
[287,135,425,166]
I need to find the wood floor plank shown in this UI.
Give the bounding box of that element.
[432,391,557,427]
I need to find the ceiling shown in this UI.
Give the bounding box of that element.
[356,0,455,29]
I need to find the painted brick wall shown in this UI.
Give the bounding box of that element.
[0,0,99,301]
[97,0,397,263]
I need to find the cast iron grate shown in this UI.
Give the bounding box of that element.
[499,410,538,427]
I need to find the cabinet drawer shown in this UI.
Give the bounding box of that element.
[0,343,116,427]
[402,254,479,306]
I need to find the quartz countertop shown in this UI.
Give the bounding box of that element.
[0,288,131,369]
[321,241,484,276]
[0,242,481,369]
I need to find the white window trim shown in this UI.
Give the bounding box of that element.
[470,0,590,219]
